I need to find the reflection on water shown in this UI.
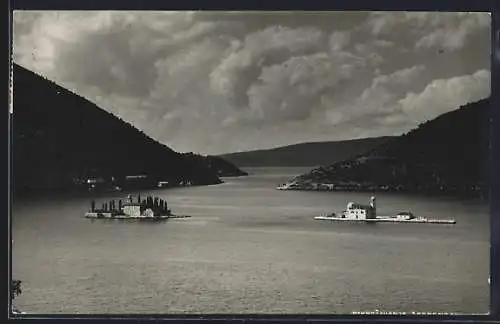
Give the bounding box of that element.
[12,167,490,314]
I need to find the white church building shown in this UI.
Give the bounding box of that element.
[343,196,377,220]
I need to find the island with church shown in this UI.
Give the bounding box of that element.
[314,196,456,224]
[84,194,190,220]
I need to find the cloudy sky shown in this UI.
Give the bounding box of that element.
[13,11,491,155]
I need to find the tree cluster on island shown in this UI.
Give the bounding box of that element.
[90,195,171,217]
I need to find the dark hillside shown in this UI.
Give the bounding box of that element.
[287,98,490,199]
[12,64,244,193]
[183,154,248,177]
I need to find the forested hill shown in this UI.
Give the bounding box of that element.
[12,63,245,194]
[286,98,490,200]
[182,154,248,177]
[220,137,394,167]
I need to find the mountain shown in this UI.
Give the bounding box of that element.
[182,154,248,177]
[12,63,245,194]
[220,137,395,167]
[283,98,490,200]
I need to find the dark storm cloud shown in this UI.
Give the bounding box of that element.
[13,11,490,154]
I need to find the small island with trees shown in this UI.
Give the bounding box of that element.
[85,194,190,220]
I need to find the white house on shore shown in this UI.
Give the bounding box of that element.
[343,196,377,220]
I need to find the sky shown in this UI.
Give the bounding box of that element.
[13,11,491,155]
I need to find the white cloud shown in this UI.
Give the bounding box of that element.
[329,31,350,52]
[246,50,367,123]
[322,65,426,126]
[372,39,394,48]
[367,65,426,93]
[365,12,401,35]
[209,26,327,111]
[399,69,490,121]
[13,11,491,154]
[363,12,490,54]
[414,12,490,51]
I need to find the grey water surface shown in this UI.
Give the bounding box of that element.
[12,167,490,315]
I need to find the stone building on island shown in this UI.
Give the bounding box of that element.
[343,196,377,220]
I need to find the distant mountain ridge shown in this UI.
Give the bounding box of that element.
[181,153,248,177]
[220,137,395,167]
[12,63,246,194]
[283,98,490,200]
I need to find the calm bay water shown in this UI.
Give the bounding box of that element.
[12,167,490,314]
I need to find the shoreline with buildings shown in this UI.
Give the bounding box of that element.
[276,181,484,196]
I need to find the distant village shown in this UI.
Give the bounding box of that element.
[72,173,194,193]
[279,180,484,195]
